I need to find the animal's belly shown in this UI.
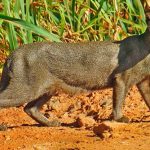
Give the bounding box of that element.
[49,65,115,90]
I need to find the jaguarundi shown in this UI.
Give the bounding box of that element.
[0,18,150,127]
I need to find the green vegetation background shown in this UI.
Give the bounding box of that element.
[0,0,149,71]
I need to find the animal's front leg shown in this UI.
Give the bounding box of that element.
[112,75,129,123]
[137,78,150,110]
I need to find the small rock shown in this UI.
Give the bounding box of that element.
[68,101,82,113]
[76,114,96,128]
[99,98,112,108]
[0,124,8,131]
[93,123,112,139]
[4,135,11,141]
[62,112,69,118]
[33,144,48,150]
[47,98,60,111]
[75,101,82,110]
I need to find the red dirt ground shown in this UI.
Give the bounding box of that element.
[0,86,150,150]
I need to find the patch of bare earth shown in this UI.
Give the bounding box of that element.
[0,86,150,150]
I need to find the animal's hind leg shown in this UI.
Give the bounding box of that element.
[24,93,61,127]
[0,83,31,108]
[137,78,150,110]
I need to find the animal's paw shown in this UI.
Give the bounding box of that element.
[115,116,130,123]
[47,120,61,127]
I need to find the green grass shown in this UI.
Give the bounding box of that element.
[0,0,147,53]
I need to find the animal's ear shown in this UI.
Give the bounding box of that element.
[146,11,150,31]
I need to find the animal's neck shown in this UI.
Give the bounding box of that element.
[140,29,150,44]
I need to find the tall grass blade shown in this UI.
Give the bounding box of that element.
[26,0,33,43]
[3,0,18,51]
[0,14,61,42]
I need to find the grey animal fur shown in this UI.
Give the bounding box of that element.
[0,23,150,127]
